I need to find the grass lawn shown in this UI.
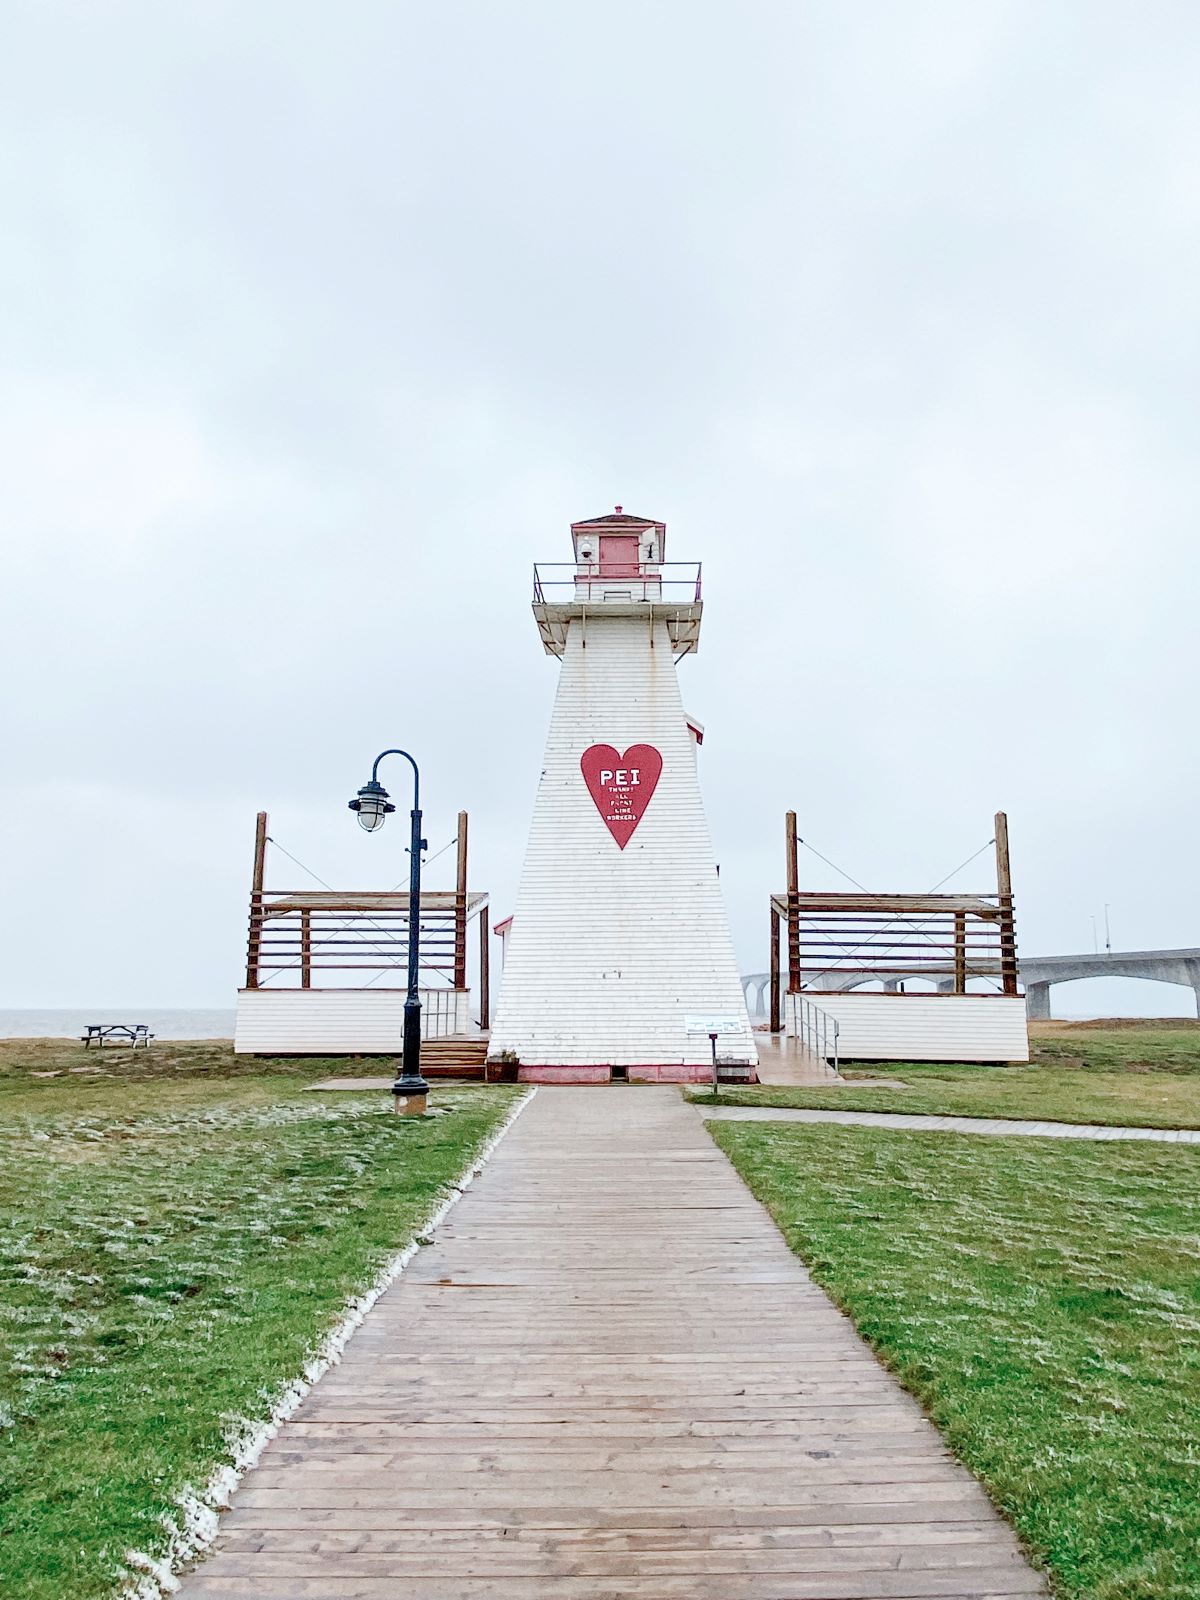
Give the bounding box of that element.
[709,1118,1200,1600]
[0,1038,521,1600]
[698,1022,1200,1128]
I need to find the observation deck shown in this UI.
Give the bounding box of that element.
[531,561,703,658]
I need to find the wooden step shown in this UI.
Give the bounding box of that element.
[421,1037,489,1080]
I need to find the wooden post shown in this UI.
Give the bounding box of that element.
[479,908,491,1033]
[300,909,312,989]
[954,910,966,994]
[454,810,469,992]
[245,811,268,989]
[769,904,782,1032]
[785,811,800,994]
[995,810,1019,997]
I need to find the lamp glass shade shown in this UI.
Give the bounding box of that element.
[350,781,392,831]
[356,800,387,832]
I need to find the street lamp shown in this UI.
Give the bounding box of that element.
[348,749,429,1115]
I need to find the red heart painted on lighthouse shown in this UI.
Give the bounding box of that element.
[580,744,663,850]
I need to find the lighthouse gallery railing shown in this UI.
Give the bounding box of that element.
[532,562,702,605]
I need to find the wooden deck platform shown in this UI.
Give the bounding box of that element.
[178,1086,1045,1598]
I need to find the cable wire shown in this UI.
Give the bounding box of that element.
[258,832,461,987]
[795,833,1002,988]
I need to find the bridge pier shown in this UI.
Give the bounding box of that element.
[1025,981,1052,1020]
[743,977,769,1019]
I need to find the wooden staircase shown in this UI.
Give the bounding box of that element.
[421,1036,490,1079]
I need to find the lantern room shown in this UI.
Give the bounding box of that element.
[533,507,702,657]
[571,507,665,586]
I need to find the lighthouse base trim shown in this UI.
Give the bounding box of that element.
[512,1062,756,1085]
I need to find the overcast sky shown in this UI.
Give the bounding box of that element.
[2,1,1197,1018]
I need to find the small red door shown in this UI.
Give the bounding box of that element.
[598,536,640,577]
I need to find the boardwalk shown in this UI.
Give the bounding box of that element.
[180,1087,1044,1598]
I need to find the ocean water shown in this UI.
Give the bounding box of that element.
[0,1009,236,1040]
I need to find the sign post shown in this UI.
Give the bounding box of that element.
[685,1014,742,1098]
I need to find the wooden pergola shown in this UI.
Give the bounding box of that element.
[243,809,490,1028]
[768,811,1019,1032]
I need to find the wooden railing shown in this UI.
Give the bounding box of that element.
[771,891,1018,993]
[767,810,1021,1031]
[244,889,491,1026]
[242,810,491,1028]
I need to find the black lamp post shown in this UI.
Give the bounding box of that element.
[349,749,429,1114]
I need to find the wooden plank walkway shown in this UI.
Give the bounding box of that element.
[179,1086,1045,1598]
[701,1104,1200,1142]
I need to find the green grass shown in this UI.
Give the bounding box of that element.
[1031,1020,1200,1073]
[0,1038,520,1600]
[696,1023,1200,1127]
[709,1119,1200,1600]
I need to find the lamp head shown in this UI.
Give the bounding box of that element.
[348,779,395,832]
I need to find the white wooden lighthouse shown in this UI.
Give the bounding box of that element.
[487,509,757,1083]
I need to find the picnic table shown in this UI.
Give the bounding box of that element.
[81,1024,154,1049]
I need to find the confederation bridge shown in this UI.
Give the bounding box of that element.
[743,948,1200,1021]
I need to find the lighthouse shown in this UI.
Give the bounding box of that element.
[488,509,757,1082]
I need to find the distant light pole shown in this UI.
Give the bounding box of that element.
[1104,903,1112,953]
[348,748,429,1115]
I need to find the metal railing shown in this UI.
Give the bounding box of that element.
[533,561,702,605]
[795,993,840,1076]
[419,987,470,1036]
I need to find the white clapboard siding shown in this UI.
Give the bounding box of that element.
[234,988,469,1054]
[786,992,1029,1063]
[490,615,756,1069]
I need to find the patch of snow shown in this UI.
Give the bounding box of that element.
[120,1086,536,1598]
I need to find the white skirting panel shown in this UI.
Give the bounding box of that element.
[234,988,470,1055]
[786,993,1030,1064]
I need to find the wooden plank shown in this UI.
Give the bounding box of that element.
[995,810,1019,996]
[188,1546,1030,1576]
[261,891,481,910]
[183,1572,1044,1596]
[479,899,491,1035]
[772,894,1000,916]
[246,811,268,988]
[454,810,469,989]
[218,1503,1009,1532]
[785,810,800,993]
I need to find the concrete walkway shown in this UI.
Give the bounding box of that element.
[179,1087,1044,1598]
[700,1104,1200,1142]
